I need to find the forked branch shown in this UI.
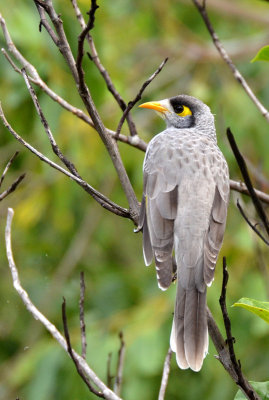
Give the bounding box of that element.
[5,208,122,400]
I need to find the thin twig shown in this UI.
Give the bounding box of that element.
[237,199,269,246]
[115,58,168,137]
[5,208,121,400]
[106,353,113,389]
[34,0,79,83]
[219,258,261,400]
[192,0,269,122]
[227,128,269,238]
[37,0,139,221]
[114,332,125,396]
[0,151,19,187]
[0,103,130,219]
[70,0,138,137]
[79,272,87,359]
[230,179,269,205]
[76,0,99,75]
[158,347,172,400]
[62,297,105,398]
[0,174,26,202]
[21,68,80,177]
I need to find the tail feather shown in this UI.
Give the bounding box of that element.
[171,281,208,372]
[155,255,173,290]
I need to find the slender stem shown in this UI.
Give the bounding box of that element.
[5,208,122,400]
[237,200,269,246]
[0,103,130,219]
[219,258,261,400]
[79,272,87,360]
[227,128,269,237]
[114,332,125,396]
[192,0,269,122]
[115,58,168,137]
[158,347,172,400]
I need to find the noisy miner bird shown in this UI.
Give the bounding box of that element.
[138,95,229,372]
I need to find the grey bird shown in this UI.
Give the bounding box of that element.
[138,95,229,372]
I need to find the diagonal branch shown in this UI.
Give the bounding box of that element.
[0,11,146,150]
[158,347,172,400]
[21,68,80,177]
[62,297,105,398]
[207,305,261,400]
[219,258,261,400]
[115,58,168,137]
[0,151,25,201]
[70,0,138,137]
[0,103,130,220]
[0,151,19,188]
[0,174,25,202]
[227,128,269,238]
[192,0,269,122]
[237,200,269,246]
[34,0,139,222]
[5,207,122,400]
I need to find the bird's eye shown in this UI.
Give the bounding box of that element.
[174,105,192,117]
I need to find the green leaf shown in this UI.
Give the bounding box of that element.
[233,297,269,324]
[234,381,269,399]
[251,45,269,62]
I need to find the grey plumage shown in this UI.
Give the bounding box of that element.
[139,95,229,371]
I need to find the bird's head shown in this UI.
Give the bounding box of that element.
[139,94,215,134]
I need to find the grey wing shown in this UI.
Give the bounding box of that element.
[140,147,179,290]
[204,156,229,285]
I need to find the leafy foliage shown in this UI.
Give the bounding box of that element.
[233,298,269,324]
[251,45,269,63]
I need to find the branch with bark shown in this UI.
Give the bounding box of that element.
[5,208,122,400]
[1,1,269,399]
[0,152,25,202]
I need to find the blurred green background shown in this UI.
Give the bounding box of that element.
[0,0,269,399]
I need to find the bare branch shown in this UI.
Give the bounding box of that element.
[0,103,131,219]
[79,272,87,360]
[227,128,269,238]
[0,151,19,188]
[76,0,99,76]
[230,179,269,205]
[115,58,169,137]
[5,208,122,400]
[237,200,269,246]
[34,0,79,83]
[21,68,80,177]
[192,0,269,122]
[0,12,95,127]
[207,307,261,400]
[62,297,105,398]
[0,41,145,151]
[219,258,261,400]
[106,353,113,390]
[0,173,25,202]
[0,151,25,201]
[114,332,125,396]
[70,0,138,137]
[33,0,139,221]
[158,347,172,400]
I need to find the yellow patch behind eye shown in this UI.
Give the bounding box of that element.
[177,105,192,117]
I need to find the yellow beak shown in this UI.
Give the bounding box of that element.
[139,101,168,113]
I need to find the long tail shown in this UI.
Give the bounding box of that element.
[170,280,208,372]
